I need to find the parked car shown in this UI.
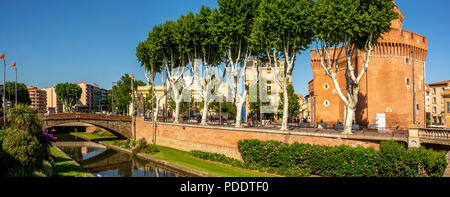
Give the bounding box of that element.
[211,116,228,121]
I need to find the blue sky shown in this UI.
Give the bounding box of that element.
[0,0,449,96]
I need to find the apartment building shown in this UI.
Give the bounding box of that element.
[244,58,290,121]
[444,90,450,129]
[426,80,450,127]
[28,86,47,112]
[77,83,108,113]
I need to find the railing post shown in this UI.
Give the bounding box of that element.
[408,125,421,148]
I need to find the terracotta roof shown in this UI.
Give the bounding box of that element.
[428,80,450,86]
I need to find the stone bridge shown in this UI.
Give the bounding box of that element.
[408,126,450,148]
[41,113,132,139]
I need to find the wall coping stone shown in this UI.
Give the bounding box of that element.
[145,121,408,143]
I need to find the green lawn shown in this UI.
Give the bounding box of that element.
[71,132,119,144]
[50,147,92,177]
[151,145,277,177]
[70,132,277,177]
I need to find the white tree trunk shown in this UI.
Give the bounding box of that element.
[153,98,160,122]
[280,83,289,131]
[174,101,180,124]
[201,100,208,125]
[343,105,355,134]
[234,97,245,127]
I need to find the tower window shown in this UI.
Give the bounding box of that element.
[323,100,330,107]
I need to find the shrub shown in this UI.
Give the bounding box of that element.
[378,141,447,177]
[1,128,47,175]
[115,139,159,155]
[92,128,115,137]
[36,129,57,160]
[238,139,448,177]
[190,150,311,177]
[6,104,42,133]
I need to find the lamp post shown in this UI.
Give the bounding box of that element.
[14,63,17,106]
[130,74,136,140]
[412,49,416,125]
[112,82,116,115]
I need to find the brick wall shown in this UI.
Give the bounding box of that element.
[309,6,427,130]
[135,118,382,160]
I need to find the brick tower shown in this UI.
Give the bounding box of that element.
[309,4,427,131]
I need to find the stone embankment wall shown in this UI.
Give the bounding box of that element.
[135,118,391,160]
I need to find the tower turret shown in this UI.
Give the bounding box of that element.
[391,2,404,30]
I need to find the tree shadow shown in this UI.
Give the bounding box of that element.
[356,93,369,128]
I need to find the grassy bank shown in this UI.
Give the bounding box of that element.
[50,147,92,177]
[71,132,277,177]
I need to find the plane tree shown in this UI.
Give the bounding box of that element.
[217,0,260,127]
[251,0,315,130]
[181,6,225,125]
[137,25,165,121]
[313,0,397,134]
[55,83,82,113]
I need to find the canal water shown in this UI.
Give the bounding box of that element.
[54,134,180,177]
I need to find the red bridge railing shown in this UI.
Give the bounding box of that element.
[40,113,131,122]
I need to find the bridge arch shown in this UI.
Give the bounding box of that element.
[41,113,132,139]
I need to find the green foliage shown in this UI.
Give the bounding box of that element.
[5,82,31,105]
[92,129,115,137]
[217,0,260,60]
[314,0,398,49]
[111,74,146,114]
[377,141,447,177]
[278,84,300,117]
[190,150,310,177]
[0,127,6,143]
[7,104,42,133]
[55,83,82,113]
[1,128,47,175]
[238,140,448,177]
[251,0,315,61]
[168,98,192,116]
[115,139,160,155]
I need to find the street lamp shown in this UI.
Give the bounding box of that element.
[111,84,115,114]
[412,49,416,125]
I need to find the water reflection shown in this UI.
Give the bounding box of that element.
[58,144,179,177]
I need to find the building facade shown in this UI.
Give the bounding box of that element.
[77,83,108,113]
[443,90,450,129]
[28,86,47,112]
[43,87,63,113]
[244,58,289,121]
[309,5,427,131]
[135,85,167,117]
[425,80,450,127]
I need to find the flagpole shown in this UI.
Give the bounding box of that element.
[3,58,6,126]
[15,66,17,106]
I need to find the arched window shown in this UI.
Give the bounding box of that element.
[323,100,330,107]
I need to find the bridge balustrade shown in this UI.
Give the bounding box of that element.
[40,113,131,122]
[418,128,450,140]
